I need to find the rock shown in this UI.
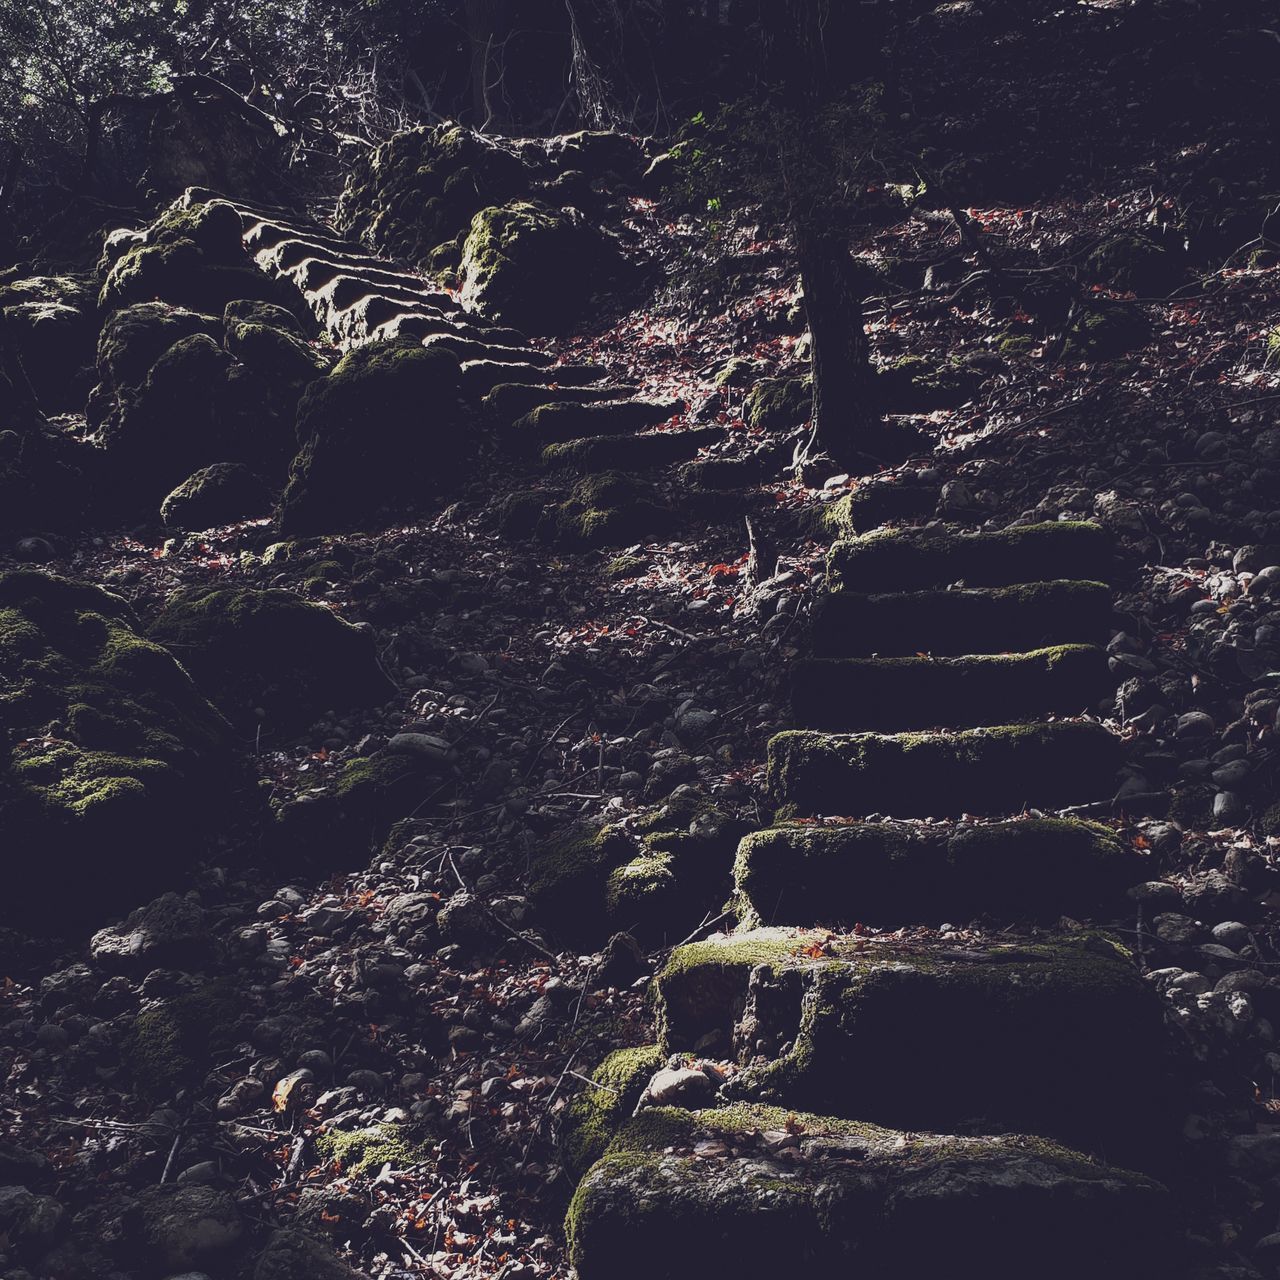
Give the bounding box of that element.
[278,339,467,534]
[459,200,631,334]
[254,1228,368,1280]
[386,732,454,763]
[436,891,496,951]
[148,586,393,734]
[0,1185,64,1249]
[1247,565,1280,597]
[161,462,273,530]
[1213,790,1247,823]
[0,571,234,926]
[1176,711,1216,738]
[1212,921,1251,950]
[0,273,98,413]
[130,1185,243,1270]
[90,892,214,976]
[1128,881,1183,910]
[636,1066,717,1110]
[595,931,647,987]
[1152,913,1201,945]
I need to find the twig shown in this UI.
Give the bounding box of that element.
[159,1120,186,1184]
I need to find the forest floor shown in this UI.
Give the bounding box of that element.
[5,58,1280,1280]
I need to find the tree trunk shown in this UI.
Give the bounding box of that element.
[794,226,878,468]
[464,0,507,130]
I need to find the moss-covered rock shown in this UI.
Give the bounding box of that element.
[826,521,1112,592]
[0,571,234,923]
[118,978,240,1095]
[547,471,675,550]
[657,930,1169,1162]
[542,427,718,475]
[0,274,98,413]
[1084,234,1184,297]
[335,124,533,270]
[566,1103,1172,1280]
[482,381,635,426]
[512,398,678,446]
[791,644,1109,732]
[817,479,938,537]
[459,200,630,334]
[1061,299,1152,360]
[99,196,304,318]
[875,354,985,412]
[278,338,467,534]
[733,817,1137,928]
[527,823,637,947]
[559,1045,664,1179]
[810,579,1112,658]
[91,300,322,513]
[160,462,273,530]
[743,375,811,431]
[148,586,392,735]
[767,720,1122,817]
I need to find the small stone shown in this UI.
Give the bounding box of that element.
[1212,921,1251,950]
[1175,711,1215,738]
[638,1066,716,1111]
[386,732,453,762]
[132,1185,243,1270]
[1152,913,1200,945]
[1211,759,1252,788]
[1247,565,1280,597]
[1213,790,1247,823]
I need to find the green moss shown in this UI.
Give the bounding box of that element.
[119,979,239,1095]
[547,471,673,551]
[1061,302,1151,360]
[161,462,272,530]
[542,427,716,475]
[316,1123,432,1175]
[998,332,1037,358]
[1084,235,1180,297]
[743,376,811,431]
[603,556,648,580]
[560,1045,664,1179]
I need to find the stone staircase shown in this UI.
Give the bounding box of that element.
[563,518,1186,1279]
[214,192,1183,1276]
[226,196,722,546]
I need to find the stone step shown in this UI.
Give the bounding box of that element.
[656,930,1168,1161]
[732,816,1136,928]
[543,427,722,473]
[511,398,681,446]
[791,644,1109,731]
[460,359,609,396]
[421,331,548,365]
[811,579,1111,658]
[827,521,1111,592]
[567,1103,1170,1280]
[767,720,1121,817]
[483,381,639,424]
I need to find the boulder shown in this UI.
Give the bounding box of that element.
[459,200,630,334]
[148,586,393,735]
[99,196,305,319]
[128,1184,243,1271]
[161,462,274,529]
[277,339,467,534]
[255,1228,369,1280]
[0,274,98,413]
[0,571,233,924]
[90,891,214,975]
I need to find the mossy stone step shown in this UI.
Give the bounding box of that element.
[543,427,721,473]
[811,579,1111,658]
[791,644,1109,732]
[656,930,1168,1161]
[567,1103,1170,1280]
[460,359,609,396]
[483,380,638,424]
[827,521,1111,592]
[511,398,680,445]
[732,817,1136,928]
[768,720,1121,817]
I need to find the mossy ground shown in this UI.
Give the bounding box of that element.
[316,1123,432,1175]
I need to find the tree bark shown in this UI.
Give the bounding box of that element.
[794,226,878,467]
